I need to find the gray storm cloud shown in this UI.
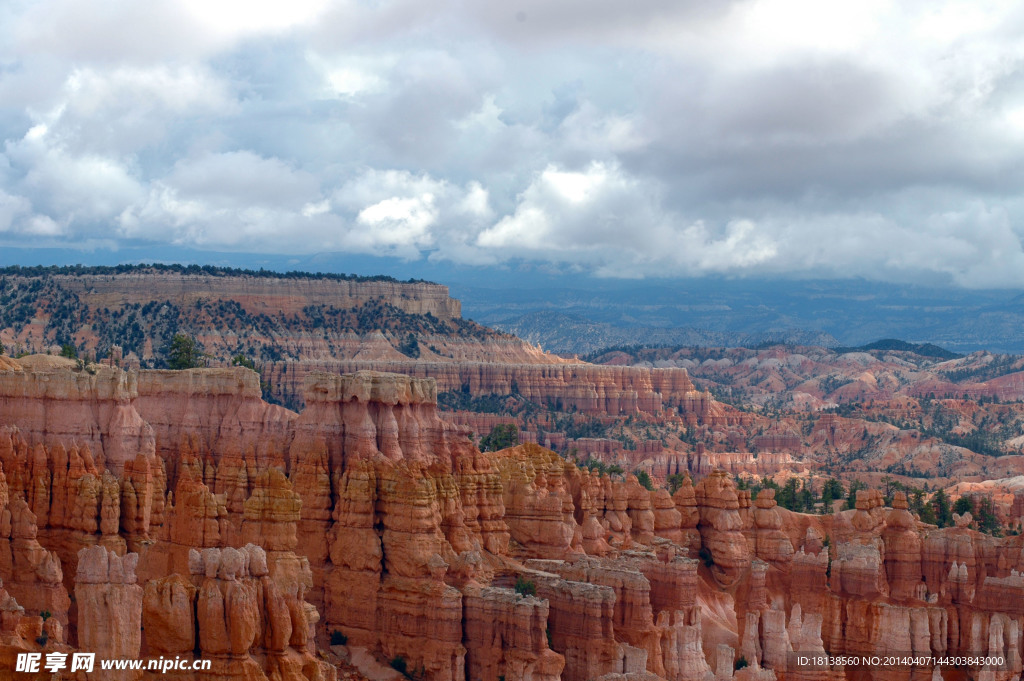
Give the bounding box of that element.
[2,0,1024,286]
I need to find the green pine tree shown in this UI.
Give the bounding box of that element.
[167,334,205,370]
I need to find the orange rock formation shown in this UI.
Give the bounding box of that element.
[0,359,1021,681]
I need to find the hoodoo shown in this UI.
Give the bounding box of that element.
[0,355,1020,680]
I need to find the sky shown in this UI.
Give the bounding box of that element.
[3,0,1024,287]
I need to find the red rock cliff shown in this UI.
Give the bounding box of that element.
[0,361,1021,681]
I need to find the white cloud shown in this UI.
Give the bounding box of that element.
[473,162,783,276]
[7,0,331,64]
[682,220,779,271]
[332,169,497,261]
[457,182,493,220]
[24,214,63,236]
[305,52,391,98]
[177,0,330,37]
[63,65,233,116]
[356,195,437,251]
[5,124,144,223]
[1,0,1024,286]
[161,152,320,209]
[333,169,449,210]
[117,151,328,248]
[302,200,331,217]
[478,162,665,252]
[559,103,648,155]
[0,189,32,232]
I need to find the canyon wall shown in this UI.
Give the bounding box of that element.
[0,358,1021,681]
[52,272,462,320]
[266,360,720,420]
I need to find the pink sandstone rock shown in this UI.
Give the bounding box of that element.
[75,545,143,680]
[695,472,750,582]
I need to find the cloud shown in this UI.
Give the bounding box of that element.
[5,124,144,225]
[118,151,329,249]
[474,161,1024,286]
[355,196,437,254]
[334,169,495,261]
[160,152,319,209]
[0,189,32,233]
[2,0,1024,286]
[478,162,665,253]
[475,162,780,276]
[6,0,329,64]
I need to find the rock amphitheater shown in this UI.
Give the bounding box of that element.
[0,355,1020,680]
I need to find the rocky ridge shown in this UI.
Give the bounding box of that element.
[0,268,759,481]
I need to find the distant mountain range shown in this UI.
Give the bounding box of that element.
[5,248,1024,354]
[833,338,962,360]
[454,277,1024,355]
[495,311,839,356]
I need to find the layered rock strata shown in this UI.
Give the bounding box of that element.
[0,361,1021,681]
[270,360,716,419]
[48,272,462,320]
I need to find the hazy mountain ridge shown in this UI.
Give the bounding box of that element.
[496,310,840,355]
[6,251,1024,353]
[457,277,1024,354]
[833,338,963,360]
